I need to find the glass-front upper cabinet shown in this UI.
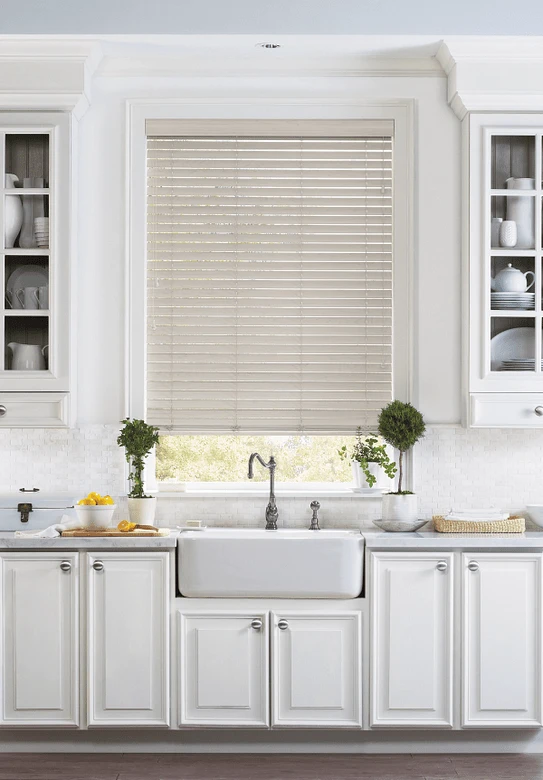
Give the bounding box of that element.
[469,114,543,427]
[0,113,73,427]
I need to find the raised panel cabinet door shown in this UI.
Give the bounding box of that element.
[371,552,454,728]
[178,612,269,727]
[87,552,169,727]
[463,553,542,727]
[272,611,362,728]
[0,553,78,726]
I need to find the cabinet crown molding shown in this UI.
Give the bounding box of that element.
[436,38,543,119]
[0,39,102,118]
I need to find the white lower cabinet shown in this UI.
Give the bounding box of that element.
[178,611,269,727]
[371,552,454,727]
[462,553,542,727]
[0,553,78,726]
[87,552,170,727]
[272,611,362,728]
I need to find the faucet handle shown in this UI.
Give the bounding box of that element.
[309,501,320,531]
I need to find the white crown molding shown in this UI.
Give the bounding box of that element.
[98,53,443,80]
[436,38,543,120]
[0,39,102,118]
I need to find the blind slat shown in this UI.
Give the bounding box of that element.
[147,131,393,434]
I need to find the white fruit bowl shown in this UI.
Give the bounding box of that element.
[75,504,116,530]
[526,505,543,528]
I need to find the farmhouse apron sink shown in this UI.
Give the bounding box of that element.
[177,528,364,598]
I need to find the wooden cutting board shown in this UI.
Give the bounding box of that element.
[62,528,170,538]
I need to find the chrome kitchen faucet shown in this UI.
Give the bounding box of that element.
[248,453,278,530]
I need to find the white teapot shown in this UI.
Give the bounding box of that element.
[491,263,535,293]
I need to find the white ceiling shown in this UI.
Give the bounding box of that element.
[1,0,543,36]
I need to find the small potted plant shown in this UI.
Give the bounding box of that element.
[339,429,396,490]
[378,400,425,523]
[117,418,160,525]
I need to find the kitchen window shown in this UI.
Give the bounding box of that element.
[140,118,403,488]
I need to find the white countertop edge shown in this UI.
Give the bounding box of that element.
[362,528,543,549]
[0,533,178,549]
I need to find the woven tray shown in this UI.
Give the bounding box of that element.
[433,515,525,534]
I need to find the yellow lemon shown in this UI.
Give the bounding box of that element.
[118,520,136,532]
[102,495,114,505]
[87,491,102,502]
[78,498,96,506]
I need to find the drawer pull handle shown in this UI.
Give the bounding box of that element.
[251,618,263,630]
[277,619,289,631]
[0,405,6,417]
[436,560,448,572]
[60,561,71,572]
[92,561,104,572]
[535,406,543,417]
[468,561,479,572]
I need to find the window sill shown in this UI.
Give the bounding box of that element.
[157,487,384,499]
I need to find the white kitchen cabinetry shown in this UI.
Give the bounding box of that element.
[462,553,542,727]
[178,611,269,727]
[272,611,362,728]
[87,552,170,727]
[0,113,75,427]
[0,553,78,726]
[468,114,543,426]
[370,552,454,728]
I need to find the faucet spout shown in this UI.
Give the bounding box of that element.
[247,452,278,530]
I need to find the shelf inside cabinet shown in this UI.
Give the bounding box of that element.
[4,188,50,196]
[4,310,49,317]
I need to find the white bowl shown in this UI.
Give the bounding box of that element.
[74,504,116,530]
[526,505,543,528]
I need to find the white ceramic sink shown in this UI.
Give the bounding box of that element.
[177,528,364,598]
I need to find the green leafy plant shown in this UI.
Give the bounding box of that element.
[338,428,397,488]
[377,401,425,494]
[117,418,160,499]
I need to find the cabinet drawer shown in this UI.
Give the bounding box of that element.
[0,393,69,427]
[470,394,543,428]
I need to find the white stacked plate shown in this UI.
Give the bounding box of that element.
[500,359,543,371]
[491,292,535,310]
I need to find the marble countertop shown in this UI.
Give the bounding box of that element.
[0,532,178,550]
[362,526,543,549]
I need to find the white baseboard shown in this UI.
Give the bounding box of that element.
[0,729,543,753]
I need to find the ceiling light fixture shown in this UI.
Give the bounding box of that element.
[256,42,281,49]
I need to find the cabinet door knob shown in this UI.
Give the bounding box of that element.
[92,561,104,572]
[251,618,263,630]
[436,560,448,572]
[535,406,543,417]
[468,561,479,572]
[60,560,72,572]
[0,405,7,417]
[277,619,289,631]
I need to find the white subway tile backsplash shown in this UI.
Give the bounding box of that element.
[1,424,541,529]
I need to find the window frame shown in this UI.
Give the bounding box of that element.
[126,99,414,493]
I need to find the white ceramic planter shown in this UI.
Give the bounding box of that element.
[351,461,392,490]
[127,496,157,525]
[381,493,418,523]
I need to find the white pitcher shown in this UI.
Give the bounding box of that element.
[505,177,535,249]
[7,343,47,371]
[4,174,22,249]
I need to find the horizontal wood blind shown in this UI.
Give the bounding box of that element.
[146,122,393,433]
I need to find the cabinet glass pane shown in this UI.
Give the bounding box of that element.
[491,194,535,250]
[490,257,535,311]
[4,315,49,371]
[5,134,49,185]
[490,318,538,372]
[491,136,535,189]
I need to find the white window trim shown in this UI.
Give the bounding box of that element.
[126,98,414,496]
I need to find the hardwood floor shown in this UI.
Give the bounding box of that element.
[0,754,541,780]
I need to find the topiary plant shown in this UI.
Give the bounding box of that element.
[117,418,160,498]
[338,428,397,488]
[377,401,425,494]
